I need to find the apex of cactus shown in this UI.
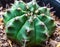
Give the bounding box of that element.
[3,0,56,47]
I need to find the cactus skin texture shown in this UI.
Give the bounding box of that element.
[3,0,56,47]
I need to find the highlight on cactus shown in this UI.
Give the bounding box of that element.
[3,0,56,47]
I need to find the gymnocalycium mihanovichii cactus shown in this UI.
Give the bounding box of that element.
[3,0,56,47]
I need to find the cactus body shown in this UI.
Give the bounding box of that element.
[3,0,56,47]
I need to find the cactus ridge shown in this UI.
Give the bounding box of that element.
[3,0,56,47]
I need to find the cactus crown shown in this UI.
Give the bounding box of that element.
[3,0,56,47]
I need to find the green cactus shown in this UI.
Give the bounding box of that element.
[3,0,56,47]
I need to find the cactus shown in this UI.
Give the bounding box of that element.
[3,0,56,47]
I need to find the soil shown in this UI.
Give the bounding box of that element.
[0,5,60,47]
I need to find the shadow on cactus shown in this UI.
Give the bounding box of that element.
[3,0,56,47]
